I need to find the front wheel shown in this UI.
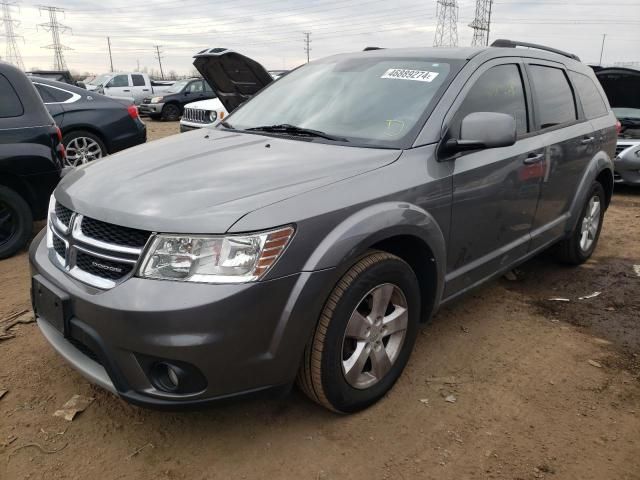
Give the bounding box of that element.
[297,251,421,413]
[555,181,606,264]
[161,103,181,121]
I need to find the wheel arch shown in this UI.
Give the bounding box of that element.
[595,167,613,208]
[0,171,39,217]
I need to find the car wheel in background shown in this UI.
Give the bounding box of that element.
[297,251,421,413]
[63,130,107,167]
[161,103,181,121]
[555,181,606,265]
[0,186,33,259]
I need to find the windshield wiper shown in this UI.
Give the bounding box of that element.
[245,124,348,142]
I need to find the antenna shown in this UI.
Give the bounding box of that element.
[469,0,493,47]
[38,5,71,71]
[433,0,459,48]
[1,1,24,70]
[303,32,311,63]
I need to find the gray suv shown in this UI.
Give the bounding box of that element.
[30,41,616,413]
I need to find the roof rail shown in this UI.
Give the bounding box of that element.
[491,39,580,62]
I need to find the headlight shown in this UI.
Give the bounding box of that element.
[150,96,164,104]
[208,111,217,122]
[138,226,294,283]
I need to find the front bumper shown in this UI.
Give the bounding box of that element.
[179,122,205,133]
[138,103,164,115]
[29,230,336,408]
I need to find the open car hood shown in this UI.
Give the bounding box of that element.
[193,48,274,114]
[595,67,640,139]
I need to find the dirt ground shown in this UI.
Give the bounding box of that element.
[1,119,639,480]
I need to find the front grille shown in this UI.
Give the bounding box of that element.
[75,251,134,281]
[81,217,150,248]
[53,235,66,259]
[55,203,73,227]
[183,108,212,124]
[142,98,151,104]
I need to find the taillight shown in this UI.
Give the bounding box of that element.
[615,120,622,136]
[56,126,63,142]
[127,105,139,120]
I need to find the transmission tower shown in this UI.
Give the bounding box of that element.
[303,32,311,63]
[38,5,71,70]
[469,0,493,47]
[433,0,459,47]
[1,1,24,70]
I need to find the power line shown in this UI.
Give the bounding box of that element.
[1,1,24,70]
[433,0,459,47]
[154,45,165,79]
[304,32,314,62]
[37,5,71,70]
[469,0,493,47]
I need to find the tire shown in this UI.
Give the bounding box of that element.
[555,181,606,265]
[149,114,162,121]
[297,251,421,413]
[0,186,33,259]
[161,103,181,121]
[62,130,107,167]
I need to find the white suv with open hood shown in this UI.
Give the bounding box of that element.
[180,97,228,132]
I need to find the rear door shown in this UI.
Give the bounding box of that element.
[183,80,206,105]
[443,59,544,297]
[524,61,598,250]
[131,74,150,103]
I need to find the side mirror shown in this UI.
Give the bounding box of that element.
[447,112,517,153]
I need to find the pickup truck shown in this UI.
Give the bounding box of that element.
[85,72,173,105]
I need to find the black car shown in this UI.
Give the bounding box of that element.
[139,78,216,121]
[0,62,63,258]
[26,70,85,88]
[31,78,147,167]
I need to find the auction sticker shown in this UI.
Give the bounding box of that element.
[381,69,439,82]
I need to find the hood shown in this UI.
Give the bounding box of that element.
[56,128,401,233]
[595,68,640,139]
[184,97,227,112]
[192,48,273,114]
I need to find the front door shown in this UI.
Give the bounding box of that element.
[442,60,544,297]
[103,74,131,101]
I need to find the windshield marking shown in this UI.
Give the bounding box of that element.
[381,69,439,82]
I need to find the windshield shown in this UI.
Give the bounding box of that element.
[89,74,112,86]
[223,56,459,148]
[166,80,190,93]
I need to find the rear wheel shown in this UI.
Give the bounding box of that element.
[63,130,106,167]
[161,103,181,121]
[297,251,421,413]
[0,186,33,259]
[555,181,606,264]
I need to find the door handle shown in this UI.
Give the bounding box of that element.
[581,136,594,145]
[142,89,149,91]
[523,153,544,165]
[123,89,130,92]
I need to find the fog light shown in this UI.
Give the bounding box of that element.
[151,362,181,392]
[167,365,179,388]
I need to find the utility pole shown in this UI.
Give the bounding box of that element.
[303,32,311,63]
[1,1,25,70]
[38,5,71,71]
[154,45,165,79]
[107,36,114,72]
[433,0,459,48]
[469,0,493,47]
[136,58,140,71]
[599,34,607,66]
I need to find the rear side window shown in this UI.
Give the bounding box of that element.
[40,85,74,103]
[528,65,577,129]
[0,74,24,118]
[34,84,56,103]
[132,74,146,87]
[569,72,608,119]
[451,64,529,137]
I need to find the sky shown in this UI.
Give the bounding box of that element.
[2,0,639,77]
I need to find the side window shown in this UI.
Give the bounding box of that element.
[569,71,608,119]
[132,74,146,87]
[108,75,129,88]
[187,81,203,93]
[34,84,56,103]
[451,64,528,138]
[528,65,577,129]
[0,74,24,118]
[46,86,74,103]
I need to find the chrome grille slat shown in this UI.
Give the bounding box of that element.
[50,203,152,289]
[184,108,212,124]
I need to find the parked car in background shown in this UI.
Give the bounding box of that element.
[31,41,615,413]
[32,77,146,167]
[594,66,640,185]
[26,70,85,88]
[139,78,217,121]
[0,62,63,258]
[86,72,173,105]
[180,97,228,132]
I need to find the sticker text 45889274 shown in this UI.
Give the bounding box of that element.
[381,69,440,82]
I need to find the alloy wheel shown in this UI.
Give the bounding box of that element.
[579,195,601,252]
[341,283,408,389]
[64,136,104,167]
